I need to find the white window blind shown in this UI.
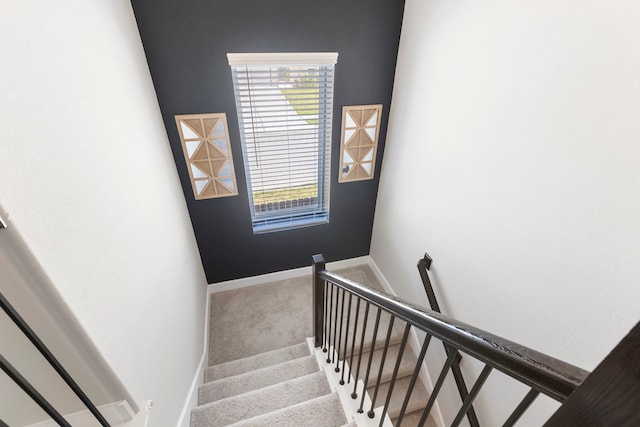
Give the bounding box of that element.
[228,52,338,233]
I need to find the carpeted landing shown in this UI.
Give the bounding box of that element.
[193,265,438,427]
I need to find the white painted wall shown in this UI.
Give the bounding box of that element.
[0,1,207,426]
[371,0,640,424]
[0,221,137,426]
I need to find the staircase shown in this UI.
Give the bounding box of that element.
[190,343,350,427]
[187,256,600,426]
[190,313,437,427]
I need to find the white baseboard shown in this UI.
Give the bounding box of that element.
[176,276,212,427]
[208,256,371,293]
[175,352,205,427]
[365,257,395,295]
[24,400,135,427]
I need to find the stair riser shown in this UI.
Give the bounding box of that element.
[198,355,318,404]
[191,372,330,427]
[204,342,310,382]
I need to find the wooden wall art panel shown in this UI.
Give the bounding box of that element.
[175,113,238,200]
[339,105,382,183]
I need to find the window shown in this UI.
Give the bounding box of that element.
[228,52,338,233]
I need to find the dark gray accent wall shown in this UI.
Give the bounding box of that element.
[131,0,404,283]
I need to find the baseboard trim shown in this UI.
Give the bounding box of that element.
[366,257,396,295]
[207,256,371,294]
[175,351,206,427]
[24,400,135,427]
[176,275,211,427]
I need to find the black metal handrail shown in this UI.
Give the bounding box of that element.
[417,253,479,427]
[312,254,590,426]
[0,291,110,426]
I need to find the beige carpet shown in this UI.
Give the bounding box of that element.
[203,264,438,427]
[192,342,347,427]
[208,265,383,365]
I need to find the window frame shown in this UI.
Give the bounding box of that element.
[228,52,338,233]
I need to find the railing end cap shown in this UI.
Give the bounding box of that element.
[422,252,433,270]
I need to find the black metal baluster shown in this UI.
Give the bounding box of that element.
[396,333,433,427]
[0,292,110,427]
[379,323,412,427]
[335,288,346,372]
[368,315,396,418]
[347,297,361,384]
[326,283,334,363]
[417,347,459,427]
[502,388,540,427]
[340,292,354,384]
[0,354,71,427]
[358,307,382,413]
[451,365,493,427]
[352,302,370,399]
[331,285,340,364]
[323,280,329,352]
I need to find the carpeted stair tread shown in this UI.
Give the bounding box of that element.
[367,374,430,420]
[392,409,438,427]
[204,342,310,382]
[225,392,347,427]
[198,355,318,404]
[191,371,330,427]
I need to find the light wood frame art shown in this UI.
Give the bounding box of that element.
[175,113,238,200]
[339,104,383,183]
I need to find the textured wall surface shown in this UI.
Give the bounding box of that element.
[372,0,640,424]
[131,0,405,282]
[0,2,208,425]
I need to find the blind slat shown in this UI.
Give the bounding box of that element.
[230,56,334,232]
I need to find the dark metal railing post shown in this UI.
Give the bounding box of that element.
[503,389,540,427]
[323,281,329,352]
[335,288,346,371]
[368,316,395,418]
[352,302,371,399]
[417,253,480,427]
[326,283,334,363]
[451,365,493,427]
[358,307,382,413]
[379,323,412,427]
[347,297,362,384]
[340,293,353,384]
[331,286,340,364]
[312,254,326,348]
[397,334,433,427]
[418,348,460,427]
